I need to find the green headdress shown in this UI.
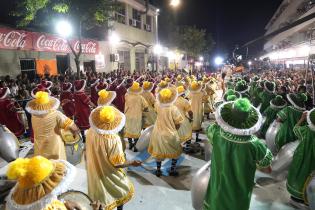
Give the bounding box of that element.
[270,95,287,109]
[287,93,307,111]
[234,80,249,93]
[264,81,276,93]
[223,89,241,102]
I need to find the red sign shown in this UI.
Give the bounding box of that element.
[0,27,99,54]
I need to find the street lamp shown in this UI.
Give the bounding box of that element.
[109,32,120,46]
[170,0,181,7]
[56,20,73,38]
[154,44,163,55]
[248,61,252,66]
[199,56,204,62]
[214,56,224,66]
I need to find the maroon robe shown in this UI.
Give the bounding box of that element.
[110,84,126,112]
[0,99,25,137]
[90,85,98,106]
[74,92,91,130]
[60,91,75,118]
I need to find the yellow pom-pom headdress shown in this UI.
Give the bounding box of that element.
[26,91,60,115]
[128,82,142,94]
[177,86,186,96]
[190,81,202,92]
[142,81,154,92]
[97,90,116,106]
[5,156,76,208]
[164,77,171,83]
[89,106,126,135]
[158,80,168,89]
[157,87,178,107]
[98,89,109,99]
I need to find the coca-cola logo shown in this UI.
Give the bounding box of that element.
[0,31,27,49]
[36,35,69,52]
[74,41,97,54]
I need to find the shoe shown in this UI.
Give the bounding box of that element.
[183,147,194,154]
[169,170,179,177]
[155,170,162,177]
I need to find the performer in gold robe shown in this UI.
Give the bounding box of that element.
[26,91,79,160]
[188,81,205,142]
[174,86,193,153]
[124,82,148,152]
[97,89,117,106]
[86,106,142,210]
[141,81,157,128]
[148,87,184,177]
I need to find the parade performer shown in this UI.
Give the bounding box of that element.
[188,81,204,142]
[5,156,79,210]
[249,76,260,98]
[202,77,212,119]
[124,82,148,152]
[203,98,273,210]
[142,81,157,128]
[174,86,193,152]
[86,106,141,210]
[111,78,127,112]
[275,93,307,150]
[31,84,51,98]
[97,89,117,106]
[40,79,53,90]
[259,81,276,113]
[0,87,25,137]
[260,95,287,138]
[74,79,95,142]
[251,80,265,107]
[148,87,184,177]
[90,78,100,106]
[60,82,75,119]
[287,109,315,207]
[155,80,169,94]
[26,91,79,160]
[235,80,250,99]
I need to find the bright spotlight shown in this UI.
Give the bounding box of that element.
[214,56,224,66]
[199,56,204,62]
[170,0,181,7]
[109,32,120,45]
[56,20,72,38]
[154,44,163,55]
[248,61,252,65]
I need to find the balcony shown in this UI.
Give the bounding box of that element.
[129,19,142,29]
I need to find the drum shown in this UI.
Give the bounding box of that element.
[0,176,16,203]
[58,190,93,210]
[136,125,154,152]
[265,120,281,154]
[191,161,211,210]
[17,110,28,130]
[271,141,299,176]
[307,172,315,210]
[61,129,84,165]
[0,125,19,162]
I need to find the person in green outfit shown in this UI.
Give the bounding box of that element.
[287,109,315,208]
[259,81,276,113]
[203,98,273,210]
[275,93,307,151]
[260,95,287,138]
[251,80,265,107]
[235,80,250,99]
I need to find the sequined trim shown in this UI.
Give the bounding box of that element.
[256,149,273,168]
[104,182,135,210]
[148,146,182,159]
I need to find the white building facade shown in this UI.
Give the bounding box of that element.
[262,0,315,69]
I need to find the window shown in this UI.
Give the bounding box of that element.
[130,9,142,29]
[20,58,36,80]
[144,15,152,32]
[115,3,126,24]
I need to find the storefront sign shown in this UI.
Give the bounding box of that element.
[0,27,99,54]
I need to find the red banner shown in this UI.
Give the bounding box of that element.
[0,27,98,54]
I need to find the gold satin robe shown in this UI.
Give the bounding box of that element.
[32,110,73,160]
[141,91,157,128]
[86,129,134,210]
[188,91,205,131]
[148,104,184,159]
[124,93,148,138]
[174,96,192,142]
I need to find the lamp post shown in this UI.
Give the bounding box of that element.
[170,0,181,8]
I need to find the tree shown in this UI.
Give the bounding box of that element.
[11,0,119,78]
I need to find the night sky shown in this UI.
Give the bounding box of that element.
[151,0,283,56]
[0,0,282,56]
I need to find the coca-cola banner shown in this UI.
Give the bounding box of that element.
[0,27,99,54]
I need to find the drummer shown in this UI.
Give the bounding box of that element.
[86,106,142,210]
[203,98,272,210]
[0,87,25,138]
[275,93,307,151]
[26,91,79,160]
[286,109,315,208]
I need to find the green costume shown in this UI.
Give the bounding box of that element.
[251,86,263,107]
[287,125,315,201]
[275,93,307,150]
[260,95,287,138]
[203,99,273,210]
[259,81,276,113]
[235,80,250,99]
